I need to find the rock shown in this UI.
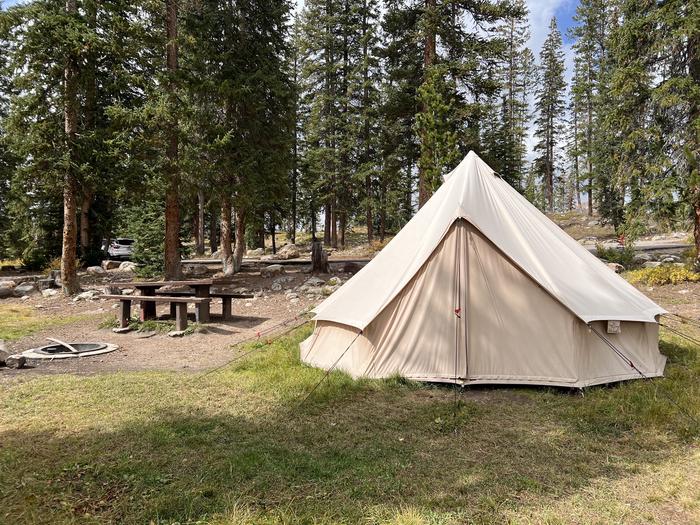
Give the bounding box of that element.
[13,282,37,296]
[182,264,208,277]
[260,254,276,261]
[122,288,134,295]
[5,354,26,369]
[340,262,363,274]
[112,327,131,333]
[37,278,55,290]
[643,261,662,268]
[276,244,300,260]
[674,262,686,267]
[587,220,599,226]
[261,264,284,278]
[20,295,30,301]
[660,255,680,263]
[285,292,298,300]
[210,250,221,259]
[321,285,339,296]
[0,340,8,365]
[607,263,625,273]
[306,286,323,295]
[271,282,283,291]
[104,285,122,295]
[304,276,325,287]
[87,265,106,275]
[0,281,16,298]
[231,287,249,294]
[41,288,59,297]
[246,247,265,256]
[326,276,341,286]
[290,298,300,304]
[74,290,99,301]
[633,253,653,263]
[119,261,137,272]
[167,330,186,337]
[101,260,121,270]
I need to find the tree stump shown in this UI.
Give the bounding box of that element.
[311,241,329,274]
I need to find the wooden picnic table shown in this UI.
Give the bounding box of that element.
[114,280,215,322]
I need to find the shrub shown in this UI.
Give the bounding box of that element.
[627,265,700,286]
[595,243,637,268]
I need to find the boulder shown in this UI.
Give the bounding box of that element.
[5,354,26,369]
[119,261,137,273]
[87,266,106,275]
[633,253,653,263]
[261,264,284,278]
[246,247,265,257]
[0,340,8,365]
[340,262,363,274]
[643,261,662,269]
[304,276,325,287]
[271,282,283,291]
[103,285,122,295]
[182,264,208,277]
[0,281,16,298]
[101,260,121,270]
[660,255,680,263]
[321,284,340,296]
[276,244,300,260]
[74,290,99,301]
[13,282,37,296]
[42,288,59,297]
[607,263,625,273]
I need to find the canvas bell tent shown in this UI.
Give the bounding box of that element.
[300,151,667,387]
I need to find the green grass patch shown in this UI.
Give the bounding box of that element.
[627,265,700,285]
[0,304,91,341]
[0,326,698,524]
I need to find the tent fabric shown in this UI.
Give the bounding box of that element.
[312,151,665,329]
[300,220,666,387]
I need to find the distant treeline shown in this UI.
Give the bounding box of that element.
[0,0,697,290]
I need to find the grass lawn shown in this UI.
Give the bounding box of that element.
[0,304,92,341]
[0,326,698,524]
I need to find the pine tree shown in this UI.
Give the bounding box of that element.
[533,17,566,212]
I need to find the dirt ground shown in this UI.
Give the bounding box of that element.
[0,266,334,381]
[1,265,699,383]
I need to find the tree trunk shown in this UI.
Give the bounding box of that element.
[271,215,276,254]
[339,210,346,248]
[220,193,233,275]
[195,190,205,255]
[417,0,436,209]
[61,0,80,295]
[311,240,329,274]
[233,208,246,272]
[330,204,338,249]
[209,201,218,254]
[164,0,181,279]
[323,202,331,246]
[690,31,700,268]
[79,190,92,254]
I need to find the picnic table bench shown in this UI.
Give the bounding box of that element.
[102,294,211,331]
[154,289,254,320]
[112,280,217,322]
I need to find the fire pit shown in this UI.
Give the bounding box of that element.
[21,338,118,360]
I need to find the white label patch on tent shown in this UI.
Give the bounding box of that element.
[607,320,621,334]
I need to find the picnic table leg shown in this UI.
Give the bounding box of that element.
[194,285,210,323]
[174,303,188,331]
[169,302,177,319]
[221,297,232,321]
[140,290,156,321]
[119,299,131,328]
